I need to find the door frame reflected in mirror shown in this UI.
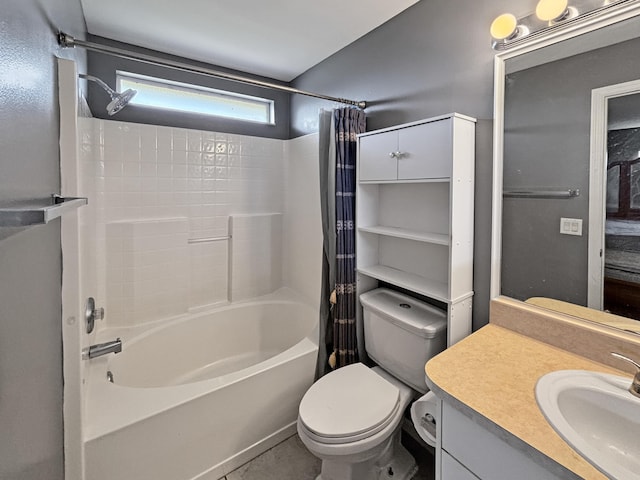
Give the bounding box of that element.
[588,79,640,310]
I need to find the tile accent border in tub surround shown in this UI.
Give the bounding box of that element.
[490,296,640,374]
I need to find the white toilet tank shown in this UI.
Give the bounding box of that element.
[360,288,447,393]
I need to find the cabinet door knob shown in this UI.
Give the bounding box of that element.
[389,151,402,159]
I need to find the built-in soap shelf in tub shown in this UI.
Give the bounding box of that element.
[0,194,88,227]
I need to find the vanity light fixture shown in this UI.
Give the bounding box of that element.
[490,13,530,49]
[490,0,637,50]
[535,0,573,22]
[490,13,520,40]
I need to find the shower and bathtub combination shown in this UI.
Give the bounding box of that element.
[84,292,318,480]
[70,92,323,479]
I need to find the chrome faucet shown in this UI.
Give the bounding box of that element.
[83,338,122,359]
[611,352,640,398]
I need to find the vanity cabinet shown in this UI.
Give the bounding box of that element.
[436,400,568,480]
[441,451,479,480]
[356,113,476,346]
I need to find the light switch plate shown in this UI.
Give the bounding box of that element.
[560,217,582,236]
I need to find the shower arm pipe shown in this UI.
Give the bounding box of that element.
[58,32,367,109]
[79,73,115,95]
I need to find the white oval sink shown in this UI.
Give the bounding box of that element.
[536,370,640,480]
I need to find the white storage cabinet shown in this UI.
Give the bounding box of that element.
[359,119,453,181]
[356,113,476,346]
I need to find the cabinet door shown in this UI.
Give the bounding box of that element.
[397,120,452,180]
[441,402,566,480]
[441,451,480,480]
[359,130,398,181]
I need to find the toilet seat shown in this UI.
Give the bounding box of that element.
[298,363,400,444]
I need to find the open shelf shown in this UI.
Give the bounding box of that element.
[358,225,449,245]
[358,264,449,302]
[359,178,451,185]
[0,195,88,227]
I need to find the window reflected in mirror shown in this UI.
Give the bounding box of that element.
[606,127,640,218]
[606,164,620,213]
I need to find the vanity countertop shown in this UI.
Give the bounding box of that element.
[425,323,625,480]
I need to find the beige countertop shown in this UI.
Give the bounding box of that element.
[425,323,625,480]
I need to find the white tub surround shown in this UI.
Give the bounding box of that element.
[78,118,286,327]
[230,213,283,301]
[73,118,323,480]
[106,218,190,325]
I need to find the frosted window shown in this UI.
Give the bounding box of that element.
[116,71,275,125]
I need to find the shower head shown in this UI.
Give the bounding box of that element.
[105,88,137,116]
[79,73,137,116]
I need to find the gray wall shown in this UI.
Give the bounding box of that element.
[0,1,86,479]
[290,0,535,330]
[86,35,291,139]
[501,35,640,305]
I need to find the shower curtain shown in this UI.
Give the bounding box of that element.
[317,107,366,377]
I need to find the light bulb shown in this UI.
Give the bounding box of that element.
[536,0,569,22]
[490,13,518,40]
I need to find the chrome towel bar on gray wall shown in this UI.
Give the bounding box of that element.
[0,194,88,227]
[503,188,580,198]
[57,32,367,109]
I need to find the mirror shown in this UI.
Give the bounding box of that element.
[491,5,640,331]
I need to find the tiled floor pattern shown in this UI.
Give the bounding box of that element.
[223,433,435,480]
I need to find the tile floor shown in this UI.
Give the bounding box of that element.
[223,432,435,480]
[225,435,320,480]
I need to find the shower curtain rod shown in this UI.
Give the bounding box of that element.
[57,32,367,109]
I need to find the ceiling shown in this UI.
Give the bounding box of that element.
[80,0,420,82]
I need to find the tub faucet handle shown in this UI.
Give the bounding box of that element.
[85,297,105,334]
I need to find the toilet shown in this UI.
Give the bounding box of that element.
[297,288,447,480]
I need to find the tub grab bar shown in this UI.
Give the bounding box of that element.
[188,235,231,244]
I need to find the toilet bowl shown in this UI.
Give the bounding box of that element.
[297,364,417,480]
[297,289,448,480]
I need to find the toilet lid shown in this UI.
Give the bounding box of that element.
[299,363,400,440]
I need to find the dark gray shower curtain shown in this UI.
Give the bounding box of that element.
[317,107,366,377]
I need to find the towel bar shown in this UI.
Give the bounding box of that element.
[503,188,580,199]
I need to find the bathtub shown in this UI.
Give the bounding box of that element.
[84,290,318,480]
